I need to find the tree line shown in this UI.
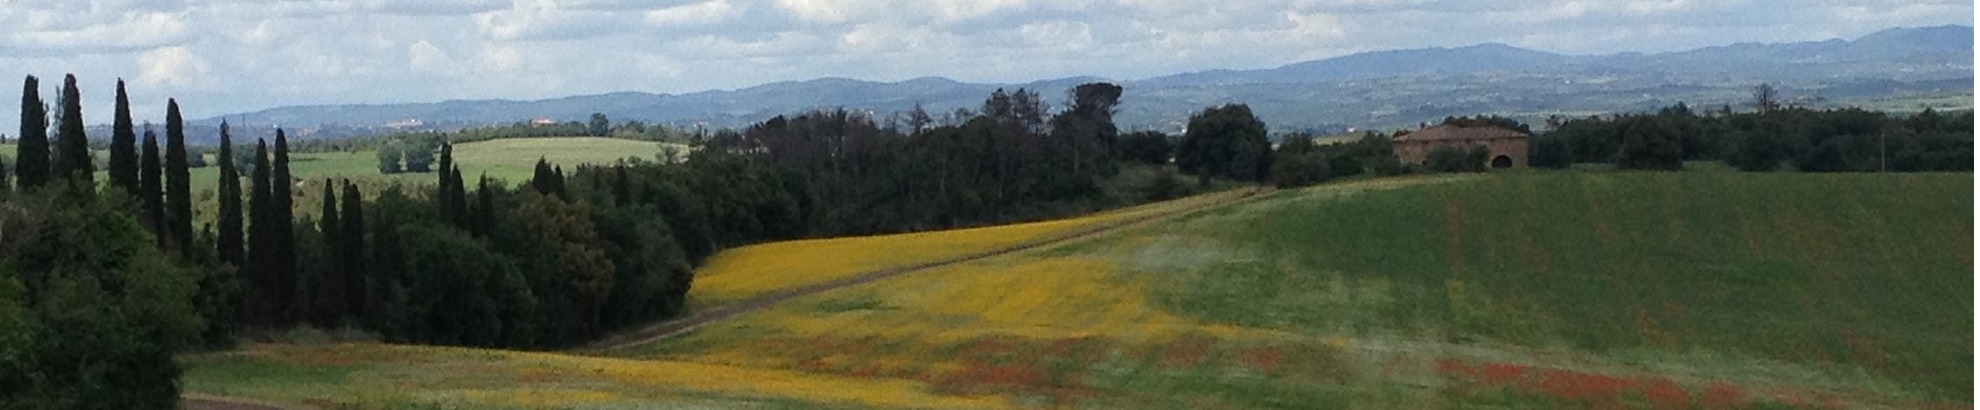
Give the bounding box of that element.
[1531,99,1973,172]
[0,77,1263,408]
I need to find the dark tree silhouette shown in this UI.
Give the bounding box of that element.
[246,139,280,326]
[52,74,90,182]
[140,129,165,242]
[339,181,367,319]
[15,75,47,190]
[109,79,139,193]
[165,99,192,252]
[217,122,244,265]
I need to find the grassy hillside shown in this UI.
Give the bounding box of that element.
[182,172,1972,408]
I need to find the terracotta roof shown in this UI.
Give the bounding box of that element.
[1393,124,1528,142]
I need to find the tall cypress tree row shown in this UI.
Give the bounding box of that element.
[165,99,192,252]
[247,139,277,326]
[217,121,244,266]
[15,75,47,190]
[271,130,297,324]
[338,181,367,320]
[52,74,90,182]
[140,129,165,241]
[108,79,139,193]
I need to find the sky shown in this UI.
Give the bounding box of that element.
[0,0,1971,132]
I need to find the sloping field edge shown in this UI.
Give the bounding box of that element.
[574,187,1271,353]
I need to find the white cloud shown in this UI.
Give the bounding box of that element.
[408,40,459,75]
[137,46,210,88]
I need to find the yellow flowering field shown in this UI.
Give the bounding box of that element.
[182,342,1010,409]
[688,188,1256,306]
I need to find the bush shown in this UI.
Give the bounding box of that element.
[1271,152,1331,188]
[1615,117,1684,170]
[1426,145,1469,173]
[1529,135,1573,169]
[1116,131,1175,165]
[1730,131,1783,172]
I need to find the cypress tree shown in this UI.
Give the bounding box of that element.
[217,121,244,266]
[165,99,192,252]
[531,157,553,195]
[140,129,165,242]
[271,130,296,324]
[316,179,344,325]
[15,75,46,190]
[339,181,366,320]
[247,139,276,326]
[435,142,455,222]
[447,166,467,227]
[52,74,89,182]
[471,174,495,237]
[108,79,139,193]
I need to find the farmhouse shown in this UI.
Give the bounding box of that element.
[1392,124,1530,169]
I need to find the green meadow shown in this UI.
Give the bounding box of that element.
[1120,170,1972,401]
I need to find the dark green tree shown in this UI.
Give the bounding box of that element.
[313,180,345,327]
[436,142,455,220]
[447,166,468,227]
[1176,103,1271,182]
[1529,134,1574,169]
[51,74,90,182]
[589,113,610,136]
[0,185,203,409]
[1426,145,1470,173]
[0,156,9,192]
[166,99,193,252]
[1270,151,1331,188]
[15,75,47,190]
[1615,116,1684,171]
[140,129,165,241]
[1731,131,1784,172]
[271,130,297,323]
[339,181,367,320]
[377,141,403,173]
[108,79,139,193]
[217,122,244,265]
[1116,131,1175,165]
[246,139,281,326]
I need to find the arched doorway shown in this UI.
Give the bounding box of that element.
[1491,155,1513,169]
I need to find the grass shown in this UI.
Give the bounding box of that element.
[182,343,983,409]
[1140,170,1972,401]
[181,170,1972,408]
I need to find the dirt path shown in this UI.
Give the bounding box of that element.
[574,187,1267,353]
[180,393,301,410]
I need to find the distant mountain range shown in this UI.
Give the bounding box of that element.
[190,25,1972,143]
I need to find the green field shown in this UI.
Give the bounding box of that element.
[181,170,1974,408]
[6,137,683,222]
[1126,171,1972,401]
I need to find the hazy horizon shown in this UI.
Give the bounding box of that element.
[0,0,1972,133]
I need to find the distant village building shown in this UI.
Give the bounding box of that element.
[1391,124,1530,169]
[529,118,558,127]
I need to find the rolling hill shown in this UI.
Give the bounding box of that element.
[183,170,1973,408]
[193,25,1972,139]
